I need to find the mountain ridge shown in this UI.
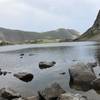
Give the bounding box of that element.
[0,27,80,43]
[76,10,100,41]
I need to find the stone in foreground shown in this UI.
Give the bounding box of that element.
[91,78,100,92]
[69,63,96,91]
[58,93,88,100]
[0,88,21,100]
[14,72,33,82]
[12,97,28,100]
[27,96,38,100]
[38,83,65,100]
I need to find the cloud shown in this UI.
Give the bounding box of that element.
[0,0,100,33]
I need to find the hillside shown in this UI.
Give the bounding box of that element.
[0,28,80,44]
[76,10,100,41]
[42,28,79,40]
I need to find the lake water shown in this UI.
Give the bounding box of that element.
[0,42,100,100]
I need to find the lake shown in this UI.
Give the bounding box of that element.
[0,42,100,100]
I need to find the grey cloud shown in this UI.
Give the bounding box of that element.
[0,0,100,33]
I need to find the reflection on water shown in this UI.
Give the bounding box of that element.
[0,42,100,100]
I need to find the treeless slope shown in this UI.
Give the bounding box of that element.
[0,28,80,43]
[76,10,100,41]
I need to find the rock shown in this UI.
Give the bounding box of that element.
[14,72,33,82]
[29,54,34,56]
[20,54,24,56]
[39,61,56,69]
[13,96,38,100]
[0,71,2,76]
[12,97,27,100]
[69,63,96,91]
[27,96,38,100]
[3,72,7,76]
[59,72,66,75]
[0,68,11,76]
[20,57,23,59]
[72,60,77,62]
[2,71,11,76]
[0,68,2,76]
[91,78,100,91]
[57,93,88,100]
[87,62,97,68]
[0,96,8,100]
[0,88,21,100]
[38,83,65,100]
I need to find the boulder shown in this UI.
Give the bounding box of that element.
[0,97,7,100]
[0,88,21,100]
[91,78,100,91]
[69,63,96,91]
[14,72,33,82]
[13,96,38,100]
[38,83,65,100]
[27,96,38,100]
[57,93,88,100]
[87,62,97,68]
[39,61,56,69]
[12,97,27,100]
[20,54,24,56]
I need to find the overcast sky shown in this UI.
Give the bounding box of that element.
[0,0,100,33]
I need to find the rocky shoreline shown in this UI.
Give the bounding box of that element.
[1,61,100,100]
[0,83,88,100]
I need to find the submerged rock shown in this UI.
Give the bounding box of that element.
[0,88,21,100]
[72,60,77,62]
[58,93,88,100]
[0,68,11,76]
[69,63,96,91]
[29,54,34,56]
[14,72,33,82]
[20,57,23,59]
[59,72,66,75]
[38,83,65,100]
[39,61,56,69]
[20,54,24,56]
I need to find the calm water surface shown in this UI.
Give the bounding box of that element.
[0,42,100,100]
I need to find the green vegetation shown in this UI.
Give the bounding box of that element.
[0,40,13,46]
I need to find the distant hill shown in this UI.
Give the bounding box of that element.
[0,27,80,44]
[76,10,100,41]
[42,28,79,40]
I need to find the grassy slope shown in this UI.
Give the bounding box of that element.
[76,10,100,41]
[0,28,80,43]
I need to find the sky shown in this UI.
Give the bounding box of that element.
[0,0,100,33]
